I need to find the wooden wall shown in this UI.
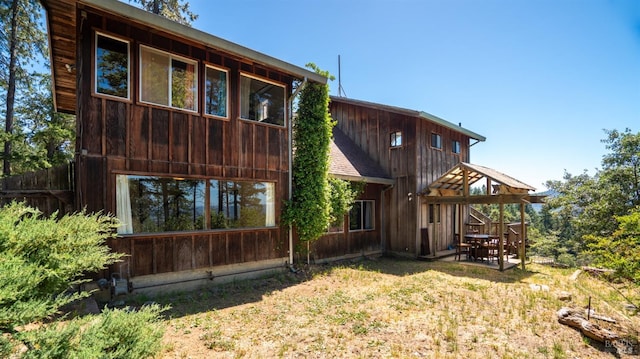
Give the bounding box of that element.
[330,99,473,256]
[307,183,385,261]
[75,6,295,278]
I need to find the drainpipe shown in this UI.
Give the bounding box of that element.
[287,77,307,267]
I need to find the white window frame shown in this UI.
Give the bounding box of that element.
[94,32,130,100]
[204,64,229,119]
[139,44,199,112]
[349,200,375,232]
[239,72,287,127]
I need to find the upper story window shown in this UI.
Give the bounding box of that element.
[204,65,228,118]
[349,200,375,231]
[95,32,130,99]
[431,133,442,149]
[390,131,402,147]
[240,74,286,126]
[452,140,461,154]
[140,45,198,112]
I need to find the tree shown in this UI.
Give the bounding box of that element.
[0,0,47,177]
[130,0,198,26]
[542,129,640,267]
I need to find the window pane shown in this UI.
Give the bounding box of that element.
[205,66,227,117]
[240,75,285,126]
[96,35,128,98]
[431,133,442,149]
[349,202,362,231]
[140,47,169,106]
[390,131,402,147]
[125,176,206,233]
[363,201,374,230]
[171,58,197,111]
[209,180,275,229]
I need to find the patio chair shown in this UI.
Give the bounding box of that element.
[454,234,471,261]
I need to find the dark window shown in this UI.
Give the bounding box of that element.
[452,140,461,154]
[349,200,375,231]
[390,131,402,147]
[431,133,442,149]
[95,33,129,98]
[204,65,228,118]
[240,74,286,126]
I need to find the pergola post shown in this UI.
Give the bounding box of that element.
[499,201,504,271]
[520,201,527,270]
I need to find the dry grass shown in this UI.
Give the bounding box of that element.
[140,257,639,358]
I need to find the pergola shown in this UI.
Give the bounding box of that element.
[420,162,546,271]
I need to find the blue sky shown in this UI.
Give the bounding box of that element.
[189,0,639,191]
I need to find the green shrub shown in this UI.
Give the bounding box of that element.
[20,305,165,359]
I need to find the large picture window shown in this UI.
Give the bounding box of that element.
[140,45,198,111]
[240,74,286,126]
[204,65,228,118]
[349,200,375,231]
[95,33,129,99]
[116,175,275,234]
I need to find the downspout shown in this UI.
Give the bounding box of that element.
[288,77,307,267]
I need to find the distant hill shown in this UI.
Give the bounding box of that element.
[531,189,558,211]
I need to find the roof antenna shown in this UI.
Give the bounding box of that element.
[338,55,347,97]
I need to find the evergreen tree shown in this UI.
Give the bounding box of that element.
[130,0,198,26]
[0,0,47,177]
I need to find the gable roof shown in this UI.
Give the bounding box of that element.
[329,128,394,185]
[329,96,486,142]
[40,0,327,114]
[425,162,535,193]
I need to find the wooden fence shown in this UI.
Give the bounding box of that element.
[0,162,75,215]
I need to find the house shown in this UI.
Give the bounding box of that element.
[304,96,485,262]
[307,97,545,270]
[32,0,326,292]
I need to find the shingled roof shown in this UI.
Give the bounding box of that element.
[329,128,394,185]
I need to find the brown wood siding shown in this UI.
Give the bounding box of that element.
[330,99,473,256]
[309,183,385,260]
[73,7,294,278]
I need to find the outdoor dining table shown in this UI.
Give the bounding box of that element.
[464,233,492,261]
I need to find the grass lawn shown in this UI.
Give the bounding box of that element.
[139,257,639,358]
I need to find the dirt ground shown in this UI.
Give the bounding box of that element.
[141,257,639,358]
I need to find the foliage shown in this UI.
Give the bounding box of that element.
[541,128,640,278]
[584,207,640,285]
[284,64,334,242]
[20,305,165,359]
[0,202,123,331]
[0,0,49,176]
[328,178,363,227]
[130,0,198,26]
[0,202,165,358]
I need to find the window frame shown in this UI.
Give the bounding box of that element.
[115,174,277,235]
[431,132,442,150]
[390,131,402,148]
[139,44,199,112]
[239,72,287,127]
[348,200,375,232]
[94,31,131,101]
[203,63,229,119]
[452,139,461,154]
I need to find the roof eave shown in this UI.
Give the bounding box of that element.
[419,111,486,142]
[79,0,326,84]
[330,174,395,185]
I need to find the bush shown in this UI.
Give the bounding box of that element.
[20,305,165,359]
[0,202,165,357]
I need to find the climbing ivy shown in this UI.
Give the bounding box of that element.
[284,64,333,242]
